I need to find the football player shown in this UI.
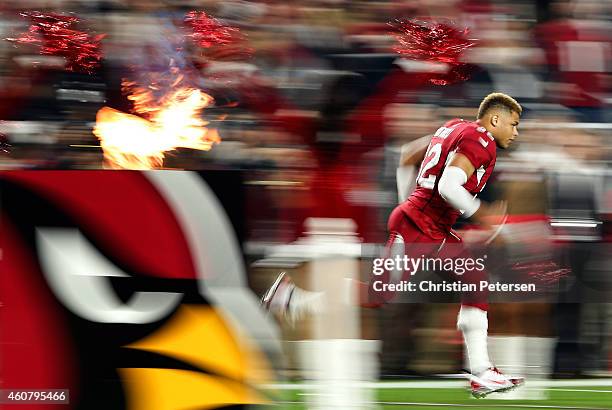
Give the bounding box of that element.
[263,93,525,397]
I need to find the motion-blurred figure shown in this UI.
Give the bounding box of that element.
[264,92,527,398]
[534,0,611,122]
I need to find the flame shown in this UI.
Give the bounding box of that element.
[93,74,219,169]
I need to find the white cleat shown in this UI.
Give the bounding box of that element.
[261,271,295,323]
[469,367,525,399]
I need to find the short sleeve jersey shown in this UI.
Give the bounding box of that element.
[400,119,497,239]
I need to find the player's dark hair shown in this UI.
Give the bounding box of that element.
[477,93,522,119]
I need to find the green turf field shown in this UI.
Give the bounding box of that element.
[266,381,612,409]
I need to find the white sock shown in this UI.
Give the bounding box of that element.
[289,286,325,322]
[457,305,492,375]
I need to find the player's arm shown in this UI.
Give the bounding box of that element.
[438,153,506,225]
[399,135,431,167]
[396,135,431,202]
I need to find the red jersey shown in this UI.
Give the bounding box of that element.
[400,119,497,239]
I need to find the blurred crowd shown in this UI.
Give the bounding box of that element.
[0,0,611,379]
[0,0,610,238]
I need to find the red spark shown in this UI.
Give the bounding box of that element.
[390,19,477,85]
[7,11,105,74]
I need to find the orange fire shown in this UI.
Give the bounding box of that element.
[93,74,220,169]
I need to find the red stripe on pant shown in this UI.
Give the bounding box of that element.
[361,206,488,311]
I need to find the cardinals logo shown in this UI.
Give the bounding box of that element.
[0,171,278,409]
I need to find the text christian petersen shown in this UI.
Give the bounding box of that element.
[371,255,536,293]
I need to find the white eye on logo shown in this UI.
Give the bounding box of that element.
[34,172,281,354]
[36,228,183,324]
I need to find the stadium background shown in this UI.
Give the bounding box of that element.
[0,0,611,408]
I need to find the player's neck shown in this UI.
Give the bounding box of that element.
[475,119,493,135]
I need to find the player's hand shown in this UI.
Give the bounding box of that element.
[472,200,507,229]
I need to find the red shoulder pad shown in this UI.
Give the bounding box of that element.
[455,124,495,168]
